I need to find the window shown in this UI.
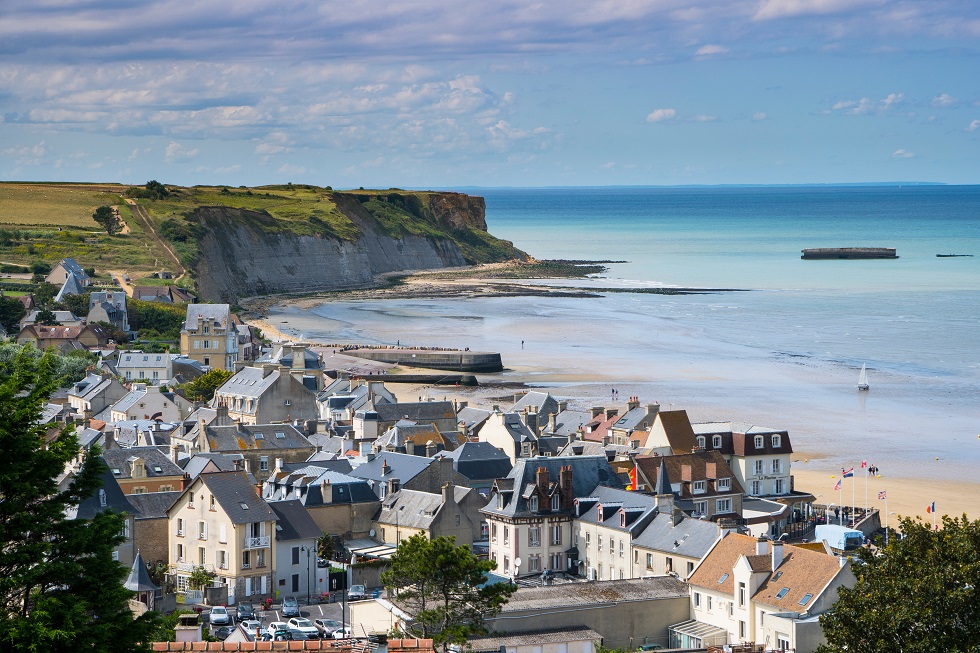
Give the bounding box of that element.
[776,587,790,599]
[503,556,510,572]
[203,356,209,366]
[455,514,461,526]
[772,458,782,474]
[275,431,286,438]
[754,459,765,475]
[153,371,159,380]
[528,555,541,572]
[260,456,269,471]
[491,523,497,542]
[176,543,185,562]
[666,556,673,572]
[481,522,489,539]
[585,532,591,548]
[529,527,540,547]
[219,524,227,543]
[718,478,731,490]
[121,520,130,539]
[549,553,564,571]
[199,547,206,565]
[687,561,694,575]
[777,634,791,650]
[693,480,706,494]
[772,434,781,448]
[529,495,538,512]
[598,534,603,552]
[707,595,712,611]
[619,540,624,557]
[751,480,762,495]
[257,550,266,568]
[188,493,194,508]
[210,494,216,510]
[218,550,227,569]
[503,526,509,545]
[716,498,733,513]
[198,521,207,540]
[176,518,185,536]
[292,574,300,593]
[112,551,119,561]
[718,573,729,584]
[799,593,813,606]
[696,436,705,449]
[694,592,701,608]
[713,435,722,448]
[646,553,653,569]
[738,581,746,607]
[521,443,531,456]
[242,550,251,569]
[193,341,200,350]
[550,525,562,545]
[551,494,560,511]
[292,547,300,565]
[203,340,211,349]
[694,500,707,515]
[255,432,264,440]
[754,435,764,449]
[775,479,785,494]
[739,621,746,639]
[203,325,210,334]
[126,371,132,379]
[610,537,615,553]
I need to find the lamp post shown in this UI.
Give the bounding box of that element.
[301,546,313,605]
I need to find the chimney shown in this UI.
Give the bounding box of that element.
[291,344,306,370]
[601,434,610,447]
[559,465,574,507]
[591,407,604,419]
[680,465,692,482]
[382,459,391,475]
[262,363,277,378]
[756,536,768,556]
[492,404,500,413]
[717,517,739,535]
[566,430,575,445]
[442,482,455,506]
[557,401,568,413]
[243,458,251,474]
[274,457,284,473]
[627,396,640,411]
[514,393,524,404]
[672,505,683,527]
[605,408,619,421]
[170,443,180,464]
[181,472,191,490]
[525,411,538,435]
[772,540,784,570]
[387,477,401,495]
[234,360,247,373]
[705,462,717,479]
[548,412,557,433]
[214,402,232,426]
[321,479,333,504]
[536,466,550,493]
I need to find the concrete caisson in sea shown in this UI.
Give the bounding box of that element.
[346,348,503,373]
[801,247,898,260]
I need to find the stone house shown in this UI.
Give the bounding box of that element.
[349,451,469,500]
[68,372,128,418]
[179,304,239,371]
[194,414,316,484]
[102,446,187,494]
[263,464,380,539]
[16,323,110,350]
[67,467,137,568]
[635,451,745,522]
[115,350,173,384]
[372,483,486,547]
[573,485,659,581]
[270,499,326,600]
[87,290,130,332]
[127,490,181,573]
[45,257,90,287]
[355,400,458,444]
[213,362,318,425]
[109,383,193,423]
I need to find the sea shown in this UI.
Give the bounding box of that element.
[266,186,980,484]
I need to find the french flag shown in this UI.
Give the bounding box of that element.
[927,502,936,514]
[842,467,854,478]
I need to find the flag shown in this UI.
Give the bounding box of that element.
[842,467,854,478]
[628,467,637,491]
[834,479,842,491]
[878,491,887,500]
[927,501,935,513]
[861,460,868,469]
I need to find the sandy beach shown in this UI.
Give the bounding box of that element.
[243,263,980,525]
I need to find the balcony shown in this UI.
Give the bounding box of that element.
[175,562,214,573]
[244,536,270,549]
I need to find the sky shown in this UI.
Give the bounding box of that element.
[1,0,979,187]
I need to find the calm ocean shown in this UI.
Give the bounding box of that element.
[272,185,980,481]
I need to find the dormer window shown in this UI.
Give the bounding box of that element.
[718,478,731,491]
[620,511,626,527]
[551,494,560,511]
[772,434,781,448]
[498,494,504,509]
[529,495,538,512]
[696,436,705,449]
[754,435,764,449]
[597,505,604,521]
[693,480,706,494]
[712,435,722,448]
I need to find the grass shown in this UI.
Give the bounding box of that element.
[0,183,128,228]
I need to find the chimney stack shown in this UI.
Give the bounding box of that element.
[382,459,391,475]
[442,482,455,505]
[387,477,401,495]
[627,396,640,410]
[772,540,784,570]
[559,465,574,507]
[591,407,604,419]
[548,412,557,434]
[756,536,768,556]
[536,466,550,493]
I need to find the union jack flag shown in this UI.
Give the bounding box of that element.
[878,491,887,500]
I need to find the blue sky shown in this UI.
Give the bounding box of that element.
[1,0,978,187]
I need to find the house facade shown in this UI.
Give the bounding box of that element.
[373,483,486,547]
[635,450,745,522]
[213,363,318,425]
[109,384,192,423]
[87,290,130,332]
[116,351,174,384]
[179,304,239,370]
[45,257,91,287]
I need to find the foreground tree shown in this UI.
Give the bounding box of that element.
[0,346,158,651]
[92,205,122,235]
[182,368,233,402]
[818,514,980,653]
[381,534,516,651]
[0,295,27,333]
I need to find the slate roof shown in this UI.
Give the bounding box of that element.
[126,491,182,520]
[373,401,456,423]
[282,459,353,475]
[117,351,169,370]
[103,447,184,480]
[375,487,473,530]
[636,451,744,500]
[56,257,89,281]
[68,467,135,520]
[574,485,659,536]
[204,423,314,452]
[688,533,848,612]
[257,345,323,371]
[270,499,323,541]
[610,403,658,432]
[124,551,160,592]
[501,576,688,612]
[182,453,254,482]
[437,442,512,482]
[23,309,81,326]
[183,303,231,331]
[54,274,85,302]
[193,471,275,524]
[374,423,443,452]
[482,455,623,519]
[456,406,492,432]
[349,451,435,487]
[690,422,793,456]
[264,467,377,505]
[630,511,721,560]
[495,412,537,443]
[217,366,283,399]
[508,391,559,418]
[542,409,591,437]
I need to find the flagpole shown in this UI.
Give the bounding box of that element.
[851,468,855,526]
[839,481,843,526]
[884,496,888,547]
[864,466,868,514]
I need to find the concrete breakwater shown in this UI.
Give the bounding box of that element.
[801,247,898,260]
[345,348,503,373]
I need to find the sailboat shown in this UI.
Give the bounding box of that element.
[857,363,870,391]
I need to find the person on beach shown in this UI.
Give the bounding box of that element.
[521,340,524,349]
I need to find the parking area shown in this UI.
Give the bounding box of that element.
[207,600,349,643]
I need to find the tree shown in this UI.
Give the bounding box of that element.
[0,296,27,334]
[818,515,980,653]
[381,534,516,651]
[0,345,159,651]
[92,205,122,235]
[182,368,233,402]
[34,308,59,325]
[188,566,215,590]
[32,282,59,309]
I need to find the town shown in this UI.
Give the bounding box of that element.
[0,257,900,653]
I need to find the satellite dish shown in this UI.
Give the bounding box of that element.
[370,529,376,537]
[514,557,522,569]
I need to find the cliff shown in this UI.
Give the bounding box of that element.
[153,187,524,302]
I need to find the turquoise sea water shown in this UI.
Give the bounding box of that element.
[271,185,980,481]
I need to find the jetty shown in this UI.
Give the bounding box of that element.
[344,347,504,373]
[801,247,898,260]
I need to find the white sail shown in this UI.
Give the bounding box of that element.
[857,363,869,390]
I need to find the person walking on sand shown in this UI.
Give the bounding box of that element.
[521,340,524,349]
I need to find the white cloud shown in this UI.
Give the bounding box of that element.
[753,112,767,120]
[689,114,718,122]
[164,141,199,162]
[695,44,729,56]
[1,140,47,165]
[754,0,882,21]
[932,93,956,108]
[830,93,904,115]
[646,108,677,122]
[967,120,980,133]
[891,148,914,158]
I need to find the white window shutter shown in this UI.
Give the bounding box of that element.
[261,575,268,595]
[219,524,226,542]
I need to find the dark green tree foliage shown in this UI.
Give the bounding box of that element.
[33,282,59,309]
[381,534,516,651]
[0,296,27,333]
[58,290,92,318]
[0,342,94,385]
[0,346,158,651]
[818,515,980,653]
[93,205,122,236]
[34,308,59,325]
[128,298,185,340]
[182,368,232,402]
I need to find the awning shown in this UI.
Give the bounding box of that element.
[668,619,728,647]
[346,538,398,560]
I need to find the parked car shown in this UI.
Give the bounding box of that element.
[314,618,343,636]
[259,629,293,642]
[211,625,235,640]
[281,596,300,617]
[332,627,353,639]
[208,605,231,626]
[347,585,367,601]
[236,602,255,620]
[239,619,262,638]
[288,617,320,639]
[317,557,329,567]
[266,621,291,638]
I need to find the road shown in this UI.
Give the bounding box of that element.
[122,198,188,284]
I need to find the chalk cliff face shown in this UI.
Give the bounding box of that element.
[190,192,516,302]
